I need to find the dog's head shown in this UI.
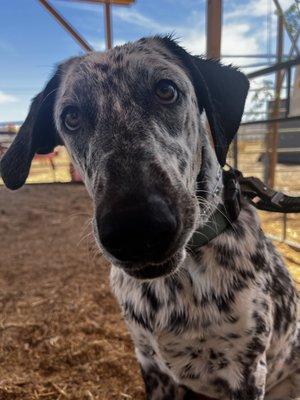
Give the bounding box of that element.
[1,36,249,279]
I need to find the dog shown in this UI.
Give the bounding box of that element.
[1,36,299,400]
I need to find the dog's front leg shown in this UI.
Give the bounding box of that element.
[229,355,267,400]
[140,364,187,400]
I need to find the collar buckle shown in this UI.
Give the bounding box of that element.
[270,192,284,206]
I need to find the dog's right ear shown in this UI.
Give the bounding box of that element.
[156,36,249,167]
[0,67,63,190]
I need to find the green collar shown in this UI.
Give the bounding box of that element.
[189,168,242,250]
[188,205,230,249]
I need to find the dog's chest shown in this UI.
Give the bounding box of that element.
[130,321,251,396]
[110,251,269,394]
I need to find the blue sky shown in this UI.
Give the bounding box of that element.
[0,0,295,122]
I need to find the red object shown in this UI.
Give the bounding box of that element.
[34,151,57,160]
[69,163,83,182]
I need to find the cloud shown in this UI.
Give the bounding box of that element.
[53,0,99,13]
[225,0,295,20]
[0,91,19,105]
[223,23,260,54]
[113,8,173,33]
[179,31,205,55]
[171,21,262,66]
[113,8,206,53]
[178,22,261,60]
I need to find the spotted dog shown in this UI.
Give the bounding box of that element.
[1,36,299,400]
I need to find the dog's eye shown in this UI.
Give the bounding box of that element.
[155,80,178,104]
[62,106,81,132]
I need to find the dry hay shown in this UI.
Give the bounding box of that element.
[0,184,144,400]
[0,184,299,400]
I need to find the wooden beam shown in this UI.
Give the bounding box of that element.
[104,2,112,49]
[265,14,284,187]
[206,0,222,59]
[59,0,134,4]
[38,0,93,52]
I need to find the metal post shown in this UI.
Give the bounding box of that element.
[39,0,93,52]
[286,66,291,116]
[206,0,222,59]
[104,1,112,49]
[233,135,238,169]
[282,213,287,241]
[268,14,284,187]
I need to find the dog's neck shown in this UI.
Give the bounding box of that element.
[191,149,243,250]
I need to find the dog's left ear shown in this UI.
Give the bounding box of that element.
[0,68,62,190]
[158,36,249,166]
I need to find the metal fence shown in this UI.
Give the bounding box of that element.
[232,57,300,249]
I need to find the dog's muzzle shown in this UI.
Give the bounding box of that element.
[96,194,178,272]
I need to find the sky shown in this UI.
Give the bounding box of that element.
[0,0,295,122]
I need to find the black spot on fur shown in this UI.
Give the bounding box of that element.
[114,52,124,63]
[141,366,177,399]
[168,310,189,333]
[123,301,152,331]
[180,363,200,380]
[141,283,161,312]
[225,314,239,324]
[252,311,268,335]
[245,336,266,360]
[250,248,268,272]
[212,377,230,397]
[96,63,109,72]
[231,366,264,400]
[227,333,241,339]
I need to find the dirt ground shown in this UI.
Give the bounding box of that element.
[0,184,144,400]
[0,184,299,400]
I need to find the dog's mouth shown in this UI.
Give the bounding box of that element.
[114,249,185,279]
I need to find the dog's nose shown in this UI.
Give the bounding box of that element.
[97,195,177,263]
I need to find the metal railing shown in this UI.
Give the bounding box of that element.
[242,57,300,125]
[236,57,300,250]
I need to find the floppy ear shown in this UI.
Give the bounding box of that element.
[0,67,63,190]
[158,36,249,166]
